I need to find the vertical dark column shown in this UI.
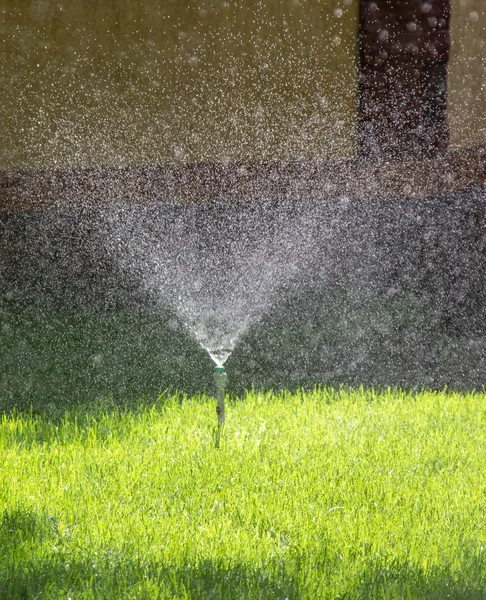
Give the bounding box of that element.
[358,0,451,161]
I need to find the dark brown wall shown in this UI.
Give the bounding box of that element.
[358,0,451,160]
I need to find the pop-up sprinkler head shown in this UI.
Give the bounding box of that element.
[214,365,228,429]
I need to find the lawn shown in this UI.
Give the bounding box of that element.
[1,388,486,599]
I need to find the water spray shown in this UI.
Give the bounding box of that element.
[214,365,228,428]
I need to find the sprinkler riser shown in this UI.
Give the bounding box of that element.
[214,371,228,427]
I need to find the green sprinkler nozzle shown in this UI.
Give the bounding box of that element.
[214,365,228,428]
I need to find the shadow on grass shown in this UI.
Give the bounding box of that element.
[1,560,296,600]
[348,560,486,600]
[0,304,215,414]
[1,538,298,599]
[3,552,486,600]
[0,508,298,599]
[1,510,485,600]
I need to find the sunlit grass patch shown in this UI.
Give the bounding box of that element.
[1,388,486,599]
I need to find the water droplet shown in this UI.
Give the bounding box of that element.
[378,29,389,42]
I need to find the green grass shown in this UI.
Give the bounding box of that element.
[1,388,486,599]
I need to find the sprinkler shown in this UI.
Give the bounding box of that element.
[214,365,228,428]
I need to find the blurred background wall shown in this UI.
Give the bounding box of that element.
[448,0,486,149]
[0,0,358,168]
